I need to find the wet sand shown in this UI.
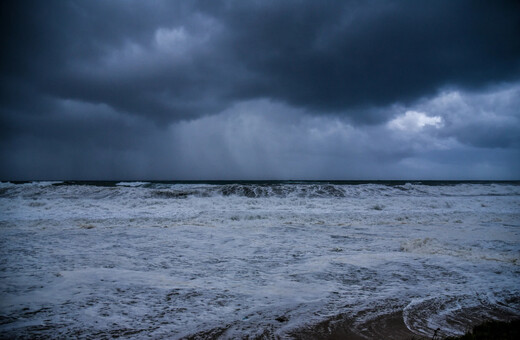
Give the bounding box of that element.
[290,306,520,340]
[183,310,418,339]
[290,311,417,340]
[182,304,519,339]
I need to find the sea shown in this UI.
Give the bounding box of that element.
[0,180,519,339]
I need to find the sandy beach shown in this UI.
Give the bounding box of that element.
[181,304,519,339]
[291,308,519,340]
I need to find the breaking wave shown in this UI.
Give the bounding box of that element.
[1,180,519,338]
[146,182,520,199]
[1,181,519,200]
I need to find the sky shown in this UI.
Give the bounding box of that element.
[1,0,520,180]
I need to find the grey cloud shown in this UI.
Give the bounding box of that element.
[162,97,520,180]
[2,91,519,180]
[220,0,520,114]
[454,122,520,149]
[402,148,520,180]
[2,0,519,124]
[1,1,520,180]
[409,85,520,149]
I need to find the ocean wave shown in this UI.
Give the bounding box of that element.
[1,181,519,200]
[400,238,519,264]
[115,181,151,187]
[152,190,192,199]
[1,180,519,338]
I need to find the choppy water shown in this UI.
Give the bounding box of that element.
[0,181,519,338]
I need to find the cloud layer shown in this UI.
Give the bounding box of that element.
[1,0,519,179]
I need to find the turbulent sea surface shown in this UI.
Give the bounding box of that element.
[0,181,519,339]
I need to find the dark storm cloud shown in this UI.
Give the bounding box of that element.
[2,0,520,123]
[217,0,520,116]
[1,0,520,180]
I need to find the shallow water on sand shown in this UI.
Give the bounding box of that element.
[0,181,519,338]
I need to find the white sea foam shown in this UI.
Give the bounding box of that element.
[115,181,151,187]
[0,182,519,338]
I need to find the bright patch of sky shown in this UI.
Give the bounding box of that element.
[388,111,443,132]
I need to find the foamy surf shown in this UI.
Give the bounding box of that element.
[0,181,519,338]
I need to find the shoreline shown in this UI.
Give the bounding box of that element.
[291,305,520,340]
[289,310,414,340]
[182,304,520,339]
